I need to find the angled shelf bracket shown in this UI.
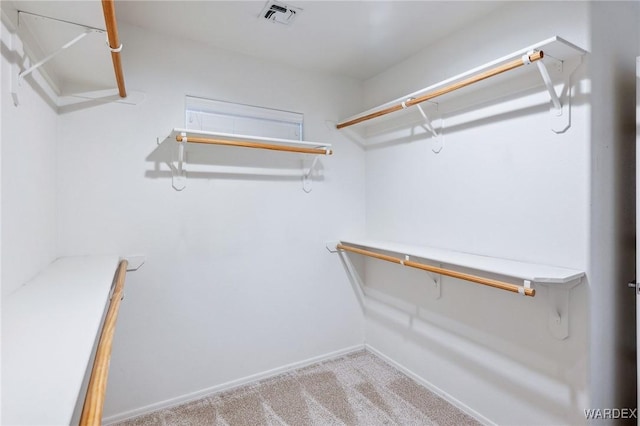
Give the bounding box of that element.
[121,255,146,272]
[415,102,444,153]
[302,155,321,193]
[10,8,128,106]
[533,54,562,112]
[12,27,98,106]
[530,51,583,133]
[419,257,442,299]
[540,278,583,340]
[172,132,188,191]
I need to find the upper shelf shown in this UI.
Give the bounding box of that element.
[335,238,584,285]
[5,1,129,107]
[336,36,587,131]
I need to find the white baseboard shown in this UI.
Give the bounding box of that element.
[365,344,496,426]
[103,344,365,425]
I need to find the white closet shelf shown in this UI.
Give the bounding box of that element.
[329,239,584,339]
[330,238,584,285]
[168,128,332,192]
[2,255,120,425]
[171,128,332,153]
[337,36,587,133]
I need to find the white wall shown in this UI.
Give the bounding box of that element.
[1,13,58,297]
[3,1,637,423]
[359,2,592,424]
[588,1,638,415]
[55,23,366,419]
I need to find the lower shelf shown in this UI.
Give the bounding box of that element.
[2,256,120,425]
[327,238,585,340]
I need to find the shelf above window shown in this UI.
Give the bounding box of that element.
[170,128,332,154]
[167,128,332,192]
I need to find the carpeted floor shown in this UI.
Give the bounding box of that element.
[115,350,481,426]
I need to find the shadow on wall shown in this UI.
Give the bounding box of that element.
[145,136,326,185]
[337,250,588,424]
[0,30,57,111]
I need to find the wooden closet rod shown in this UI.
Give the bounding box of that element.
[176,135,333,155]
[337,244,535,297]
[101,0,127,98]
[336,51,544,129]
[80,260,128,426]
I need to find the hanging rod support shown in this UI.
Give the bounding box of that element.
[18,29,92,80]
[304,155,321,180]
[415,103,439,138]
[535,58,562,112]
[302,154,323,193]
[178,132,186,173]
[170,132,187,191]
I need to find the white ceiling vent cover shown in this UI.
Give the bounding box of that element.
[260,1,302,25]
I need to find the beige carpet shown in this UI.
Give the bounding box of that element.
[115,350,480,426]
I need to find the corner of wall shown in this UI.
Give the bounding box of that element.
[1,8,60,296]
[588,0,638,412]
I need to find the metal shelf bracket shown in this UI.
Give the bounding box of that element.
[529,51,582,133]
[302,155,322,193]
[11,28,96,106]
[171,132,187,191]
[541,278,583,340]
[414,102,444,153]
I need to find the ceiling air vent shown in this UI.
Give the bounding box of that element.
[260,1,302,25]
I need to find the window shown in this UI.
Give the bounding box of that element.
[185,96,303,141]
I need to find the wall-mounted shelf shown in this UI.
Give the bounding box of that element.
[327,239,584,339]
[337,36,587,142]
[2,256,121,425]
[168,128,333,192]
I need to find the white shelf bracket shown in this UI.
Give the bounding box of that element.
[529,50,582,133]
[415,102,444,153]
[302,152,325,193]
[423,261,442,300]
[171,132,187,191]
[535,60,562,112]
[12,29,93,106]
[325,241,340,253]
[121,255,146,271]
[399,254,441,299]
[541,278,582,340]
